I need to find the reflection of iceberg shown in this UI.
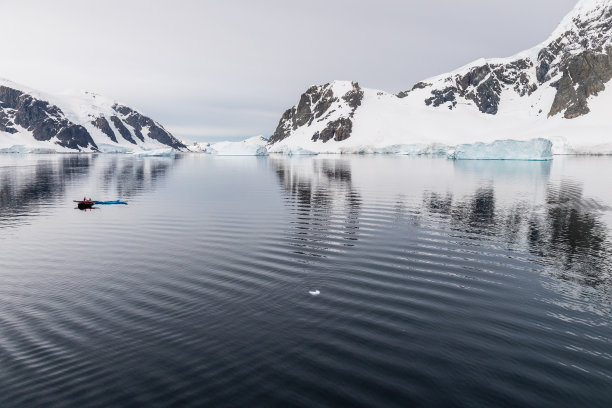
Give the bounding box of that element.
[448,138,553,161]
[132,148,175,157]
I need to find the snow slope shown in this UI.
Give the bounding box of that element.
[0,78,185,152]
[269,0,612,155]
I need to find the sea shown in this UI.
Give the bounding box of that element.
[1,153,611,407]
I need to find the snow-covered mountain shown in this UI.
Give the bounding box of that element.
[0,78,185,153]
[268,0,612,155]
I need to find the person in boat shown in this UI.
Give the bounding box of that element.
[88,197,92,201]
[83,196,87,201]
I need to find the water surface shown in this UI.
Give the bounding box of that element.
[1,154,611,407]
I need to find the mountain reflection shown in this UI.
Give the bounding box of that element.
[530,182,611,289]
[271,157,362,258]
[0,154,176,228]
[423,173,611,291]
[0,155,94,224]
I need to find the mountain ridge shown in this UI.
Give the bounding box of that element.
[268,0,612,155]
[0,78,185,152]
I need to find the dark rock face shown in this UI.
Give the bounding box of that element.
[422,58,537,115]
[0,110,18,134]
[56,125,94,151]
[549,46,612,118]
[342,85,364,112]
[268,108,296,144]
[91,117,117,143]
[110,116,136,144]
[312,118,353,143]
[112,104,185,149]
[269,82,363,144]
[0,85,97,150]
[425,87,458,108]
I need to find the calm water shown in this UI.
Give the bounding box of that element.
[1,154,611,407]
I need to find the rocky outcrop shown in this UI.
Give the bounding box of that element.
[113,104,185,150]
[269,81,363,144]
[549,46,612,118]
[418,58,537,115]
[91,117,117,143]
[312,118,353,143]
[110,116,136,144]
[269,84,339,144]
[397,82,432,98]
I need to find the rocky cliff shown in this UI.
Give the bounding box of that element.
[269,0,612,154]
[0,80,185,152]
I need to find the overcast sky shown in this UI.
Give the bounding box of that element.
[0,0,577,141]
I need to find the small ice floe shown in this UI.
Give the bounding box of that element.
[309,290,321,296]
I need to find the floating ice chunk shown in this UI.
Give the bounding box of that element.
[448,138,553,161]
[309,290,321,296]
[132,148,175,157]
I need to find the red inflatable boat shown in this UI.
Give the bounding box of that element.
[74,200,95,209]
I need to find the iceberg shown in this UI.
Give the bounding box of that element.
[132,148,175,157]
[448,138,553,161]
